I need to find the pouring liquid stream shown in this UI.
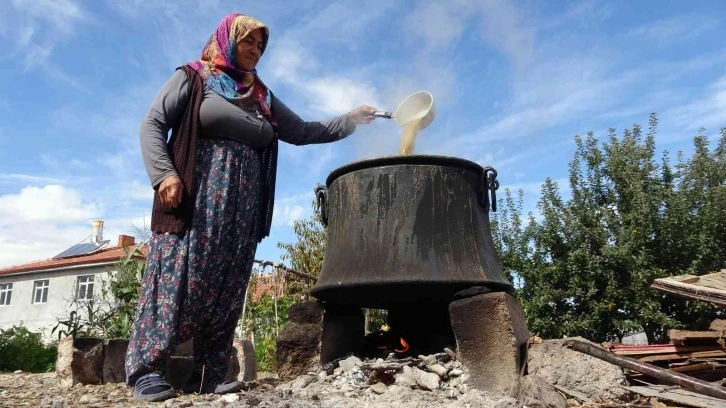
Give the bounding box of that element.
[398,117,422,155]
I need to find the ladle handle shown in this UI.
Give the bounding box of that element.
[315,185,329,226]
[373,111,393,119]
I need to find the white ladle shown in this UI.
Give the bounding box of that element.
[374,91,436,130]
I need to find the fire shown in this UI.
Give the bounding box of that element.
[395,337,410,353]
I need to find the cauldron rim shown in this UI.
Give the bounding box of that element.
[325,154,484,187]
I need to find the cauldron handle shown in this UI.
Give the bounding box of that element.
[315,185,329,226]
[480,167,499,212]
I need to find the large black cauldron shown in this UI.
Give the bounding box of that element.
[311,155,514,309]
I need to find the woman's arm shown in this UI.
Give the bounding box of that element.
[272,95,376,145]
[139,69,190,188]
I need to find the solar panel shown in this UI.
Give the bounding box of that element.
[53,240,110,259]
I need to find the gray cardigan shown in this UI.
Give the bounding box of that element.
[140,69,356,188]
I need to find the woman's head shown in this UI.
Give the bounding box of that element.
[236,28,265,71]
[194,13,269,74]
[188,13,275,119]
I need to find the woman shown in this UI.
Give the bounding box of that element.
[127,13,377,402]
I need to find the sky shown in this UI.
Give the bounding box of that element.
[0,0,725,268]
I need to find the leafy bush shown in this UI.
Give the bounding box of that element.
[0,325,57,373]
[52,245,145,340]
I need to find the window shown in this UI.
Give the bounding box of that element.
[32,280,49,304]
[76,275,95,300]
[0,283,12,306]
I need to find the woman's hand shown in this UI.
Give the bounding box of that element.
[159,175,183,207]
[348,105,378,125]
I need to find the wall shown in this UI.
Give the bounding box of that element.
[0,265,113,342]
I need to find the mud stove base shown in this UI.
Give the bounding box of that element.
[276,289,530,396]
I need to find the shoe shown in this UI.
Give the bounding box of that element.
[133,372,177,402]
[181,371,243,394]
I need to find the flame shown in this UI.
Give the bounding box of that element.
[395,337,410,353]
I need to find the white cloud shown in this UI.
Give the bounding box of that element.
[0,185,102,268]
[666,76,726,131]
[272,204,305,228]
[0,185,101,224]
[271,192,318,228]
[0,174,66,185]
[630,15,720,43]
[3,0,89,67]
[302,77,383,117]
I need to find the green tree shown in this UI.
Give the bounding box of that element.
[492,114,726,343]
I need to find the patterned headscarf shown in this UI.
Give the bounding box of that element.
[187,13,275,125]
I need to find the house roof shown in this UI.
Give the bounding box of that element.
[0,241,147,277]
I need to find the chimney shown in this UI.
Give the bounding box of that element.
[118,235,136,248]
[91,220,104,244]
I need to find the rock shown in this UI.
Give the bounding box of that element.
[528,337,628,402]
[339,356,362,372]
[493,396,524,408]
[78,394,100,404]
[13,370,21,374]
[416,369,441,391]
[449,369,464,377]
[444,348,456,359]
[291,374,317,390]
[517,375,567,408]
[217,394,240,403]
[51,399,65,408]
[419,355,438,366]
[427,364,448,378]
[370,382,388,394]
[566,399,580,407]
[167,399,193,408]
[395,366,440,391]
[395,366,418,388]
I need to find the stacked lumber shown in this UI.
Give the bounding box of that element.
[651,270,726,308]
[606,330,726,383]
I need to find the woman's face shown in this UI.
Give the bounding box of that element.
[236,28,264,71]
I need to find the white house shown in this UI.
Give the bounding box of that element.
[0,221,145,341]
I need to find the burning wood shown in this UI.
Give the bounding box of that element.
[362,325,412,357]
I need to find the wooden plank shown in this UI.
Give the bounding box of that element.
[651,280,726,308]
[669,363,719,373]
[640,350,726,363]
[670,330,726,346]
[622,385,726,408]
[612,344,724,356]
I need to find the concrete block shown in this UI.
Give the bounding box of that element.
[102,339,129,384]
[55,337,104,387]
[449,292,530,396]
[277,301,364,381]
[233,338,257,382]
[320,304,364,364]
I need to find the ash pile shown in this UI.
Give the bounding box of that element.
[276,351,526,408]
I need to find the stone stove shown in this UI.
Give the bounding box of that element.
[277,155,530,396]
